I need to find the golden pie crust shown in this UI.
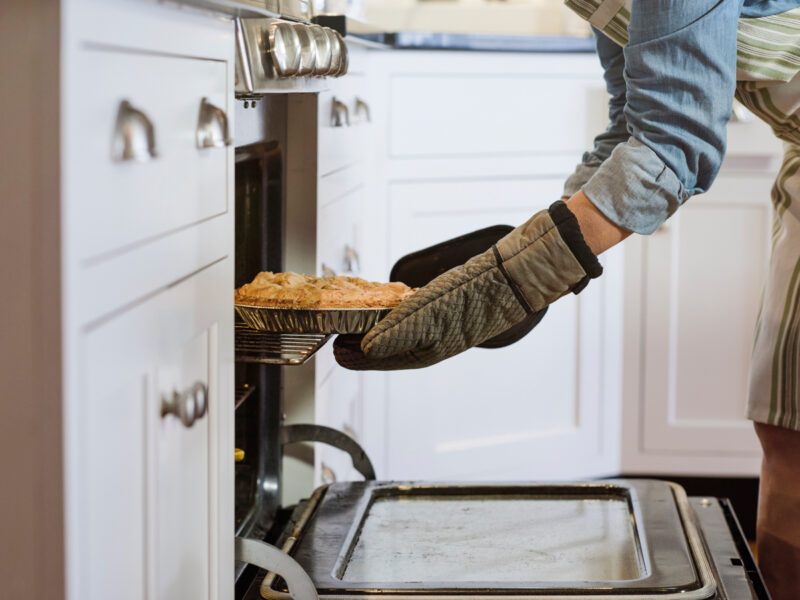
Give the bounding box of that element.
[235,271,416,309]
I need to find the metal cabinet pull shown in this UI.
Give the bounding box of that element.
[354,97,371,123]
[196,97,232,149]
[235,537,318,600]
[344,245,360,274]
[331,97,349,127]
[161,381,208,428]
[112,100,157,162]
[321,263,336,277]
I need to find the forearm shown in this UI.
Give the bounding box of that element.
[565,189,631,255]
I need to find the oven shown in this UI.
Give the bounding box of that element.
[229,11,771,600]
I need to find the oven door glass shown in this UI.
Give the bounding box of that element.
[342,494,640,583]
[277,480,718,599]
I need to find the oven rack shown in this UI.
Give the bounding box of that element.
[235,382,257,409]
[235,322,331,365]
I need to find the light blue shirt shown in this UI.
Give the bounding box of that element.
[564,0,800,235]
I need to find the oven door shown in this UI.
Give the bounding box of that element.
[246,479,772,600]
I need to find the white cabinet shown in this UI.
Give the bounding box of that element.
[58,3,236,599]
[81,260,231,600]
[313,43,374,486]
[381,182,620,480]
[620,171,777,476]
[348,48,781,482]
[352,50,621,481]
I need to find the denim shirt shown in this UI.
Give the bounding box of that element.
[564,0,800,235]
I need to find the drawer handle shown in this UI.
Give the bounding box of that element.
[161,381,208,428]
[321,263,336,277]
[331,97,350,127]
[196,97,232,149]
[344,245,360,274]
[320,462,337,484]
[354,97,371,123]
[112,100,157,162]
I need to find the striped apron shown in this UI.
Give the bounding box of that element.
[565,1,800,430]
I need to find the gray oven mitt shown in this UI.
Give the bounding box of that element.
[333,201,602,371]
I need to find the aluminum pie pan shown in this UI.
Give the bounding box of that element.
[235,304,391,334]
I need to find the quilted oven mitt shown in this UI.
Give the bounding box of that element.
[333,201,602,371]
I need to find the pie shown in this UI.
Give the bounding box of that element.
[235,271,417,309]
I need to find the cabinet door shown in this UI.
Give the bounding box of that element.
[633,175,772,472]
[381,177,617,480]
[80,259,232,600]
[314,364,364,485]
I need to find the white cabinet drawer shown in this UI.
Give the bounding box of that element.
[317,178,364,278]
[318,75,373,177]
[67,48,229,262]
[388,74,603,158]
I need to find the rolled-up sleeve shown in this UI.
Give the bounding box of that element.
[563,29,630,198]
[579,0,741,235]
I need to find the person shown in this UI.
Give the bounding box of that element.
[334,1,800,597]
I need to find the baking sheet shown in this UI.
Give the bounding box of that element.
[234,304,391,334]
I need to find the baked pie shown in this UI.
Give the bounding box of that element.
[235,271,417,309]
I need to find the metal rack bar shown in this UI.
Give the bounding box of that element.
[235,322,331,365]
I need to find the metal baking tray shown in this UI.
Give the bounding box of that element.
[235,304,391,334]
[262,480,718,599]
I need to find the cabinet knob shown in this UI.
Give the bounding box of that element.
[331,97,350,127]
[354,97,371,123]
[161,381,208,428]
[196,97,232,149]
[112,100,157,162]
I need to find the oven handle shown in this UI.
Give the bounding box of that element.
[234,537,318,600]
[281,423,376,480]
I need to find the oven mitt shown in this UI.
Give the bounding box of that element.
[333,201,602,371]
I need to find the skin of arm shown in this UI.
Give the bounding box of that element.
[564,190,632,255]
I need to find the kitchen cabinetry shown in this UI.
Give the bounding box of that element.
[325,48,783,483]
[82,262,229,600]
[345,50,624,481]
[22,1,237,598]
[313,43,375,484]
[620,133,782,475]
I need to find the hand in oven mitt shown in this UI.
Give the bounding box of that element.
[333,201,602,371]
